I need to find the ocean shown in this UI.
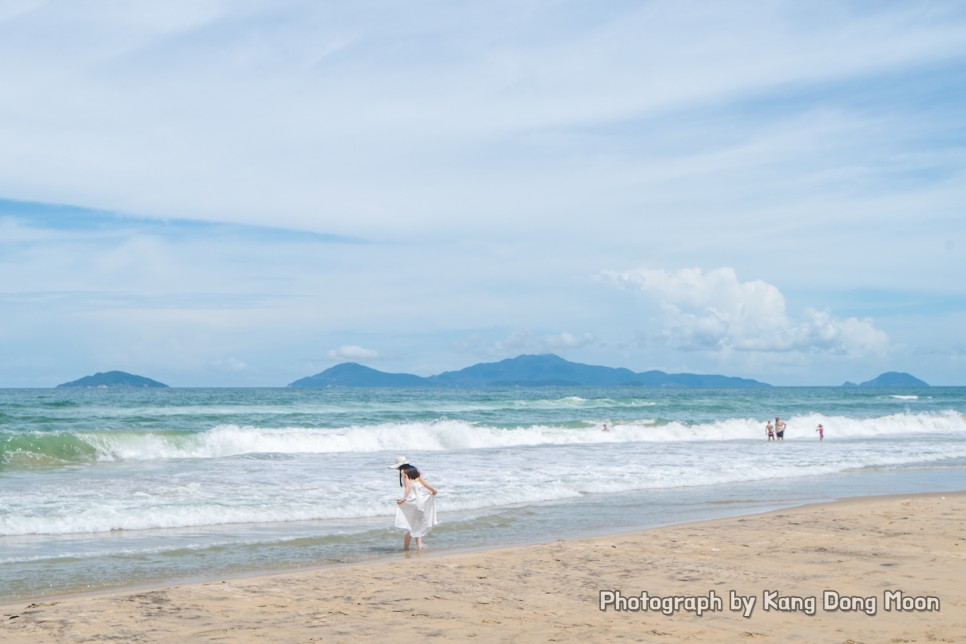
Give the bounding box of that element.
[2,386,964,600]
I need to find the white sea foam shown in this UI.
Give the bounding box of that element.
[4,417,966,537]
[64,411,966,462]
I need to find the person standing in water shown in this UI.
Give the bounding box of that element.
[389,456,438,550]
[774,417,786,440]
[766,420,774,441]
[816,423,824,441]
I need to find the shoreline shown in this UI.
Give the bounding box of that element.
[0,496,824,607]
[3,491,963,641]
[6,462,965,603]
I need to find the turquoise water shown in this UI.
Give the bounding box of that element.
[1,386,964,599]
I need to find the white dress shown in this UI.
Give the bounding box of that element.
[394,479,438,538]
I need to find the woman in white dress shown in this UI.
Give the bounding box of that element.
[389,456,438,550]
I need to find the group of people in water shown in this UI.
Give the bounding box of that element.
[766,417,825,441]
[766,416,786,441]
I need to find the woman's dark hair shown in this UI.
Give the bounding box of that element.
[398,463,420,486]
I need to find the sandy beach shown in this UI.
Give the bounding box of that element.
[2,492,963,642]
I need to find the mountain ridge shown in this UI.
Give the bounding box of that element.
[56,371,169,389]
[849,372,930,388]
[288,354,770,388]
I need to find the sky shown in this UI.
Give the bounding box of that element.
[1,0,964,387]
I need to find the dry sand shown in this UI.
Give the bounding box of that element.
[2,492,963,642]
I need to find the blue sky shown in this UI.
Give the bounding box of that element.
[1,0,964,387]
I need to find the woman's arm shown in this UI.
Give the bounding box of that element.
[419,477,438,495]
[397,476,412,504]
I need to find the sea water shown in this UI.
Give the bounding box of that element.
[1,386,964,599]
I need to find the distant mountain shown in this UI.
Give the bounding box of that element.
[856,372,929,388]
[288,363,428,388]
[57,371,168,389]
[288,354,770,388]
[429,354,640,387]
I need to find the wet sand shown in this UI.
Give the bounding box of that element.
[2,492,963,642]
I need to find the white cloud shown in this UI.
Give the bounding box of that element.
[2,2,965,236]
[326,345,384,362]
[486,330,596,357]
[208,357,248,372]
[604,267,888,357]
